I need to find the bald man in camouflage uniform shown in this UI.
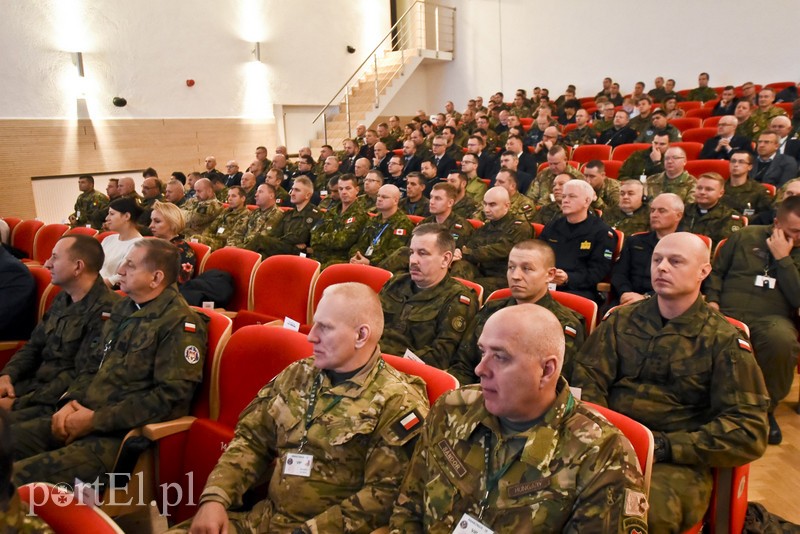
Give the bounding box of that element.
[182,178,224,235]
[528,147,584,207]
[572,232,769,532]
[12,239,208,487]
[390,305,648,534]
[177,283,429,533]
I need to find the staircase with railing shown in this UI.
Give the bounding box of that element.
[311,1,455,148]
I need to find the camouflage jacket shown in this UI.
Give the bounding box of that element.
[1,491,55,533]
[452,195,479,220]
[602,205,650,237]
[460,213,533,278]
[449,293,586,385]
[532,202,563,225]
[399,196,430,217]
[182,198,224,236]
[71,190,109,229]
[528,166,585,207]
[465,176,488,205]
[246,203,322,257]
[379,274,478,370]
[564,126,598,147]
[618,150,664,180]
[679,202,743,246]
[474,193,536,224]
[750,106,787,139]
[707,224,800,320]
[722,179,773,219]
[423,212,474,246]
[194,206,251,250]
[230,206,284,249]
[572,296,769,467]
[310,202,369,268]
[199,350,429,533]
[593,178,620,212]
[645,171,696,204]
[389,379,648,534]
[350,210,414,268]
[687,87,718,102]
[66,285,208,435]
[1,276,120,409]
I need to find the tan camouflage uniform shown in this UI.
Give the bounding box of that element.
[71,190,109,230]
[229,206,284,249]
[182,198,224,236]
[528,166,585,207]
[192,206,251,250]
[644,171,696,205]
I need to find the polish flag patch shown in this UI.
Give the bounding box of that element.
[564,326,577,338]
[185,322,197,333]
[454,223,463,229]
[101,311,111,321]
[394,228,406,236]
[459,295,471,305]
[738,339,751,352]
[400,411,420,430]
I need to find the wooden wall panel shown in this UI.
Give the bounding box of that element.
[0,118,278,219]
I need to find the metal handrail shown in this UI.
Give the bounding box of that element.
[312,1,455,144]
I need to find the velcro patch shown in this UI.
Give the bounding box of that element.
[101,312,111,321]
[604,249,613,260]
[507,477,551,498]
[184,345,201,365]
[394,228,406,236]
[437,439,467,478]
[345,217,355,224]
[738,338,752,352]
[459,295,471,305]
[624,489,649,518]
[564,326,577,338]
[392,409,424,440]
[185,322,196,332]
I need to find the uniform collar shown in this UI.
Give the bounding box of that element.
[318,347,383,398]
[630,294,708,337]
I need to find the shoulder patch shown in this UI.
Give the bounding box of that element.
[184,322,197,332]
[603,249,613,260]
[101,311,111,321]
[564,325,577,338]
[184,345,201,364]
[392,408,424,440]
[394,228,407,236]
[459,295,471,305]
[452,316,466,332]
[738,338,752,352]
[345,216,355,224]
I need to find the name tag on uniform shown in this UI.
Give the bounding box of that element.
[755,275,776,289]
[217,227,225,234]
[452,514,494,534]
[743,208,755,217]
[365,245,374,257]
[283,453,313,477]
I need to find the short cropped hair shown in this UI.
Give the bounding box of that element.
[413,223,456,254]
[132,239,181,286]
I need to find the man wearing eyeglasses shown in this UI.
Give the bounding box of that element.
[699,115,753,160]
[223,160,242,187]
[645,147,696,204]
[722,150,772,219]
[431,135,457,178]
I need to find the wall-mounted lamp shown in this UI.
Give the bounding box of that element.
[252,42,262,62]
[73,52,85,77]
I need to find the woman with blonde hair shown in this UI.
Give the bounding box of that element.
[149,200,195,284]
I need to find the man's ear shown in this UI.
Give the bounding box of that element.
[354,324,370,349]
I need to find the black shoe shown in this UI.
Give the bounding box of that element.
[768,413,782,445]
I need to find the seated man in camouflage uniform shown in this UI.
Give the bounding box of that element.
[583,159,620,212]
[564,108,598,147]
[445,171,479,219]
[0,235,120,421]
[180,283,429,533]
[390,304,648,534]
[191,186,251,250]
[572,232,769,533]
[645,146,696,204]
[379,224,478,369]
[602,179,650,236]
[722,150,773,220]
[309,174,368,268]
[611,193,684,306]
[706,195,800,445]
[245,176,321,258]
[450,187,533,293]
[473,168,535,223]
[228,183,284,249]
[398,172,430,217]
[12,239,209,486]
[528,145,584,207]
[450,240,585,385]
[532,173,571,225]
[350,184,414,269]
[679,172,743,247]
[181,178,224,236]
[69,175,109,230]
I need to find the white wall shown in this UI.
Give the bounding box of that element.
[391,0,800,115]
[0,0,391,119]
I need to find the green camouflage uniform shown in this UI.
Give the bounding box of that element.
[593,178,620,212]
[2,491,55,533]
[592,119,614,135]
[182,198,224,236]
[450,214,533,293]
[243,186,257,206]
[619,150,664,180]
[229,206,284,249]
[528,166,585,207]
[628,113,653,135]
[532,202,563,225]
[449,293,585,385]
[465,177,488,205]
[452,195,478,220]
[509,105,532,119]
[1,277,120,421]
[349,211,414,269]
[245,203,321,258]
[380,213,474,274]
[355,195,377,214]
[398,196,430,217]
[71,189,109,230]
[678,202,743,246]
[214,186,229,203]
[12,285,208,486]
[389,379,649,534]
[602,205,651,236]
[379,274,478,369]
[635,124,682,144]
[564,126,598,147]
[571,296,769,532]
[722,179,773,219]
[314,173,340,196]
[192,206,251,250]
[274,186,291,208]
[645,171,696,204]
[686,87,718,102]
[707,225,800,410]
[736,117,758,140]
[750,106,787,139]
[192,350,429,533]
[648,87,668,103]
[310,202,368,268]
[473,192,536,223]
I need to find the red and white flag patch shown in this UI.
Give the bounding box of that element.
[738,339,751,352]
[185,322,197,333]
[400,411,420,430]
[459,295,471,305]
[394,228,406,236]
[564,326,577,338]
[345,217,355,224]
[101,311,111,321]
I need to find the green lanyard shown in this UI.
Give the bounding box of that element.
[296,359,384,452]
[478,431,524,520]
